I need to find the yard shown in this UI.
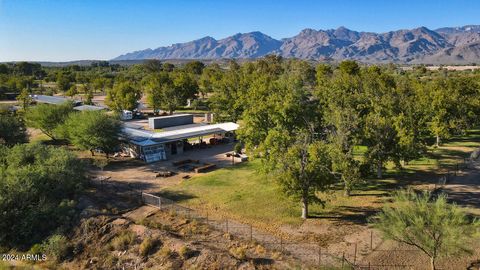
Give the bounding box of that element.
[163,129,480,238]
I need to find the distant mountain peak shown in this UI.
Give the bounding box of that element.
[113,25,480,64]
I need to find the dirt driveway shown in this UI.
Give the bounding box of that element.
[442,159,480,216]
[92,143,236,193]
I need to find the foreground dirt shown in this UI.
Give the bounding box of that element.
[59,206,299,270]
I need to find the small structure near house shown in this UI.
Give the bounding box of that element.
[73,105,107,111]
[31,94,82,106]
[148,114,194,129]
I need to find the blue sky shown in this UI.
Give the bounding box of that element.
[1,0,479,61]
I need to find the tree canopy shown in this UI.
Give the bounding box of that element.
[0,143,85,248]
[26,102,74,140]
[371,190,480,270]
[64,111,121,157]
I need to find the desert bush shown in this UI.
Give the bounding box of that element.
[139,237,156,257]
[0,144,85,248]
[179,245,192,259]
[159,246,172,258]
[254,244,266,255]
[110,231,136,251]
[42,234,71,262]
[229,245,247,260]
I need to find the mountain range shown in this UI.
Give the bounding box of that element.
[113,25,480,64]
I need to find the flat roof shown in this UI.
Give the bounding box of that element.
[148,113,193,120]
[161,123,207,131]
[73,105,107,111]
[122,122,239,146]
[31,95,81,105]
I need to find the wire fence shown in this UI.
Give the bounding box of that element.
[90,156,476,269]
[140,191,357,268]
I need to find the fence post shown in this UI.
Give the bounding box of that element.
[354,243,357,265]
[318,244,321,267]
[226,219,229,233]
[341,252,345,268]
[249,225,253,242]
[370,231,373,251]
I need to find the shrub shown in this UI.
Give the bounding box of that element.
[159,246,172,258]
[0,144,85,248]
[110,231,136,251]
[139,237,156,257]
[254,244,266,255]
[179,245,191,259]
[234,142,243,154]
[29,243,44,255]
[229,245,247,260]
[43,234,70,262]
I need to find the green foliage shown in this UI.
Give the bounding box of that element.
[0,110,28,146]
[17,88,32,110]
[65,85,77,97]
[110,231,136,251]
[106,81,141,111]
[64,111,121,156]
[372,190,480,270]
[0,144,85,248]
[25,102,74,140]
[143,70,198,114]
[184,60,205,75]
[56,73,72,93]
[42,234,71,262]
[139,237,156,256]
[143,59,163,73]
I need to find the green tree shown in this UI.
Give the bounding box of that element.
[184,61,205,75]
[64,111,121,157]
[92,77,109,93]
[143,59,163,73]
[372,190,480,270]
[274,134,335,219]
[105,81,141,111]
[66,85,78,98]
[0,143,85,248]
[0,109,28,145]
[17,88,32,110]
[143,72,172,114]
[56,73,72,95]
[26,102,74,140]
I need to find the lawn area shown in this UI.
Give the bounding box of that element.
[164,159,395,229]
[164,129,480,232]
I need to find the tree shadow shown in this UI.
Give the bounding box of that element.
[154,190,197,202]
[309,206,380,225]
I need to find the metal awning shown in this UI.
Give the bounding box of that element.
[121,122,239,145]
[73,105,107,111]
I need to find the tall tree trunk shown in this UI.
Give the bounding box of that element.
[430,257,435,270]
[344,186,351,196]
[377,160,383,179]
[301,196,308,219]
[435,135,441,147]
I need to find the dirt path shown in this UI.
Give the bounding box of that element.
[442,159,480,215]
